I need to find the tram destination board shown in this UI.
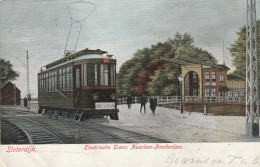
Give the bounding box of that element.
[95,102,116,109]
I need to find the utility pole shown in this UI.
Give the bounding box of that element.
[246,0,259,136]
[223,40,225,65]
[27,50,30,110]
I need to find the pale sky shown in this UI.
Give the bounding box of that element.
[0,0,259,98]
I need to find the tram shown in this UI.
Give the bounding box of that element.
[37,48,119,120]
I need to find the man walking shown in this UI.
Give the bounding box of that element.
[153,97,158,114]
[140,96,147,113]
[24,97,28,108]
[127,96,132,109]
[149,97,154,114]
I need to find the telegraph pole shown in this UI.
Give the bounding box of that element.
[27,50,30,110]
[223,40,225,65]
[246,0,259,136]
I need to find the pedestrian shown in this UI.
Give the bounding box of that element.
[149,97,154,114]
[140,96,147,113]
[24,97,28,108]
[127,96,132,109]
[153,97,158,114]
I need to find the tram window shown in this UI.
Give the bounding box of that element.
[69,67,73,90]
[46,73,49,92]
[82,64,88,86]
[66,67,70,90]
[43,74,45,92]
[51,72,53,91]
[41,78,43,92]
[63,68,66,90]
[100,64,109,86]
[95,64,98,86]
[111,65,116,86]
[59,69,62,90]
[87,64,95,86]
[76,68,80,88]
[55,71,57,91]
[49,72,52,91]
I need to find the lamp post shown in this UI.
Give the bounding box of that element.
[178,75,183,114]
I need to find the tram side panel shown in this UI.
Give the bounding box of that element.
[38,91,74,110]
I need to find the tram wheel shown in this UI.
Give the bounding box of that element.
[110,114,119,120]
[54,112,58,120]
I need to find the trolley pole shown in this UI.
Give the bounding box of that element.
[27,50,30,110]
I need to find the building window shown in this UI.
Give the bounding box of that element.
[211,88,216,97]
[220,74,224,82]
[234,92,239,97]
[205,88,210,97]
[205,82,210,86]
[219,90,225,97]
[205,72,209,81]
[240,92,245,97]
[212,72,216,81]
[193,72,198,82]
[193,88,198,96]
[228,91,233,97]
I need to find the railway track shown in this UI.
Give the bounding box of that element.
[1,107,169,143]
[0,107,35,116]
[2,117,66,144]
[84,122,169,143]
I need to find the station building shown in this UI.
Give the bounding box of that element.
[181,63,245,102]
[0,81,21,105]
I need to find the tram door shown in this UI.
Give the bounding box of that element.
[74,65,82,108]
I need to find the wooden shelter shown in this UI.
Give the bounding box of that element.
[0,81,21,105]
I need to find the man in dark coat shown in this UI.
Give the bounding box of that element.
[127,96,132,109]
[149,97,154,113]
[24,97,28,108]
[153,97,158,114]
[140,96,147,113]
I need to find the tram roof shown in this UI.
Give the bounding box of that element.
[44,48,107,69]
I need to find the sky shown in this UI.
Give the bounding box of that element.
[0,0,259,98]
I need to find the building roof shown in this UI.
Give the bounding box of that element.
[0,81,20,91]
[216,64,230,70]
[219,86,230,91]
[227,74,245,81]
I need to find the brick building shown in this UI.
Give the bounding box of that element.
[227,74,246,101]
[0,81,21,105]
[181,63,237,102]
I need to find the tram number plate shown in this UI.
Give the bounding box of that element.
[95,102,115,109]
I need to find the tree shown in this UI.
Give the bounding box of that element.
[0,58,19,84]
[229,20,260,78]
[117,32,216,97]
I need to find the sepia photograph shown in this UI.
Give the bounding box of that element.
[0,0,259,166]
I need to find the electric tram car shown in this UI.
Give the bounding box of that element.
[37,48,119,120]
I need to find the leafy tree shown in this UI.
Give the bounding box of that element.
[117,32,216,97]
[0,58,19,84]
[229,20,260,78]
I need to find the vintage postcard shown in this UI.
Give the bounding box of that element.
[0,0,260,166]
